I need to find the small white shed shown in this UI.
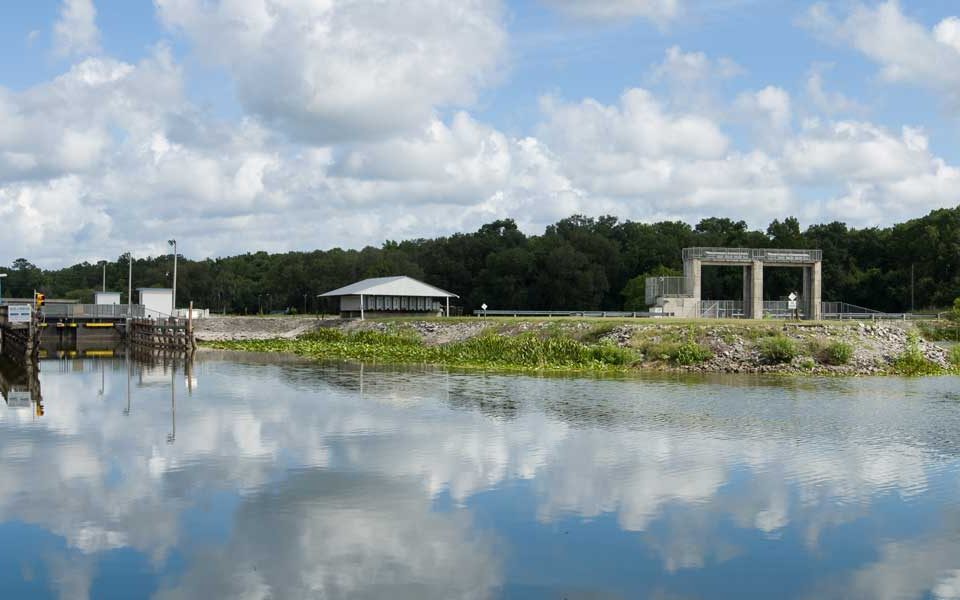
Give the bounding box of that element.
[95,291,121,305]
[319,276,458,319]
[138,288,174,319]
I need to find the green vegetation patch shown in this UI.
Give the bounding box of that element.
[917,321,960,342]
[893,333,943,376]
[576,322,617,343]
[822,341,854,365]
[950,345,960,368]
[207,328,638,371]
[638,340,713,366]
[758,335,799,364]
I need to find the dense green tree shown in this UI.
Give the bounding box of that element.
[11,206,960,314]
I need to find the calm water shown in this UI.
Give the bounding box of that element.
[2,352,960,599]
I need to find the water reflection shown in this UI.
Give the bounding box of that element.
[0,352,959,598]
[0,355,42,417]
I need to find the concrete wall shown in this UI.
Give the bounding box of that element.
[659,297,700,318]
[340,295,362,312]
[140,289,173,318]
[95,292,121,305]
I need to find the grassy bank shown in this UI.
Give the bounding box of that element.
[202,318,960,376]
[205,328,638,371]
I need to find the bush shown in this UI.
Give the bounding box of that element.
[674,341,713,365]
[916,321,960,342]
[949,345,960,368]
[642,342,681,362]
[586,342,637,366]
[893,333,941,376]
[641,341,712,365]
[823,341,854,365]
[949,297,960,322]
[759,336,798,363]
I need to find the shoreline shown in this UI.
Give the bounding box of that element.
[196,317,959,377]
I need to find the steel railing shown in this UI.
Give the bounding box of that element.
[645,276,688,304]
[471,310,671,318]
[700,300,745,319]
[682,247,822,263]
[40,304,146,319]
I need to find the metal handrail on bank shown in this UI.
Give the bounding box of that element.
[682,247,823,262]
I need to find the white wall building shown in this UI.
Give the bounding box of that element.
[319,276,458,319]
[94,291,121,305]
[138,288,174,319]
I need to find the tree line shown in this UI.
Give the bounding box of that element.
[2,207,958,314]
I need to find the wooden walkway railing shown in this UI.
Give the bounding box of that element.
[128,317,196,353]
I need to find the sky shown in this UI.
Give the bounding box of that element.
[1,0,959,267]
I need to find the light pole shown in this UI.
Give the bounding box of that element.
[0,273,7,303]
[101,260,107,293]
[168,239,177,312]
[126,252,133,317]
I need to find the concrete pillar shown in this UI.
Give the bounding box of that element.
[684,258,701,305]
[742,265,752,318]
[810,261,822,320]
[750,260,764,320]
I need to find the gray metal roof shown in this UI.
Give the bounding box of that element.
[319,276,458,298]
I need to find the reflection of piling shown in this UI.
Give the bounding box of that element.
[28,360,42,417]
[0,354,42,416]
[167,362,176,444]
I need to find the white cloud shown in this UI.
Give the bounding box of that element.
[540,0,680,23]
[4,26,960,266]
[735,86,792,144]
[806,64,864,115]
[651,46,743,86]
[535,88,793,222]
[784,121,935,183]
[154,0,506,143]
[804,1,960,107]
[934,16,960,53]
[649,46,744,113]
[53,0,100,58]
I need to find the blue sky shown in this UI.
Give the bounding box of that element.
[1,0,959,266]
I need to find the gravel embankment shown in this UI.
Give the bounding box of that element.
[193,316,328,341]
[196,316,953,375]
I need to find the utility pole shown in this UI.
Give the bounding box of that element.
[127,253,133,317]
[303,293,308,315]
[102,261,106,292]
